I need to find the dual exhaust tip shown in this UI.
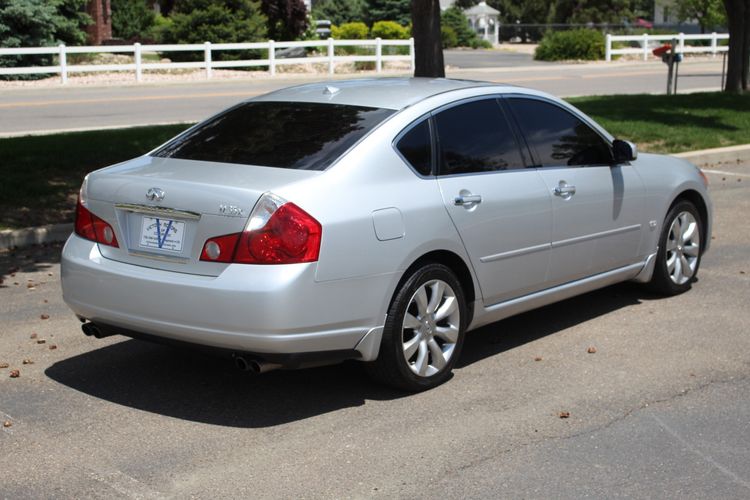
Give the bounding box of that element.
[81,322,281,374]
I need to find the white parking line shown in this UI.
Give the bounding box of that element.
[703,169,745,176]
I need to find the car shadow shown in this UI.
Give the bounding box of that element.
[0,242,62,288]
[45,282,666,429]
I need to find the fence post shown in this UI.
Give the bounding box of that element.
[711,32,717,56]
[678,32,685,53]
[375,37,382,73]
[327,37,334,75]
[642,33,649,61]
[605,34,611,62]
[134,42,142,82]
[59,44,67,84]
[269,40,276,76]
[409,37,415,71]
[204,41,212,79]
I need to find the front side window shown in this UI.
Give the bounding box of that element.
[396,119,432,176]
[154,102,395,171]
[434,98,525,175]
[507,98,613,167]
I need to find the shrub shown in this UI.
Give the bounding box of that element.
[111,0,156,41]
[331,21,368,39]
[370,20,409,40]
[441,7,486,48]
[534,29,605,61]
[441,25,458,49]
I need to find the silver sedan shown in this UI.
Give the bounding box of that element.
[61,78,712,391]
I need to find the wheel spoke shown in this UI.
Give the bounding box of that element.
[680,254,692,277]
[435,325,459,343]
[667,253,677,274]
[414,287,429,316]
[415,341,429,376]
[683,242,699,257]
[426,281,444,314]
[671,218,682,243]
[427,339,446,370]
[666,238,678,251]
[672,253,683,280]
[682,221,697,243]
[403,334,421,359]
[434,296,457,322]
[403,313,421,330]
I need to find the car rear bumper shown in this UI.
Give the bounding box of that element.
[61,235,391,357]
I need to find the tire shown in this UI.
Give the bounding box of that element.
[365,263,467,392]
[649,200,703,296]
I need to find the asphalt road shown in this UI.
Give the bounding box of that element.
[1,164,748,498]
[0,58,727,136]
[443,48,544,68]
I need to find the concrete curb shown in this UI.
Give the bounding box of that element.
[1,144,748,251]
[1,223,73,251]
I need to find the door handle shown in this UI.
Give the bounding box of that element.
[553,181,576,198]
[454,194,482,206]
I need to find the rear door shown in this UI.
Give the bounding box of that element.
[433,97,553,306]
[505,96,645,286]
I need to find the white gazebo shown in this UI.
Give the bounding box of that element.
[464,1,500,45]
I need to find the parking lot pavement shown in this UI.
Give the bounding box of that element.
[1,164,748,498]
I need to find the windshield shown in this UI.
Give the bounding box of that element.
[153,101,395,171]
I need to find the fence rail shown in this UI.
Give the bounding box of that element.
[605,32,728,62]
[0,38,415,83]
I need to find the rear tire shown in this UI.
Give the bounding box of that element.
[649,200,703,296]
[365,263,467,392]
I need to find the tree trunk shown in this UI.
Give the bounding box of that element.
[724,0,750,92]
[411,0,445,77]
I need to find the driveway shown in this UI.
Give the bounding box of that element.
[1,163,748,498]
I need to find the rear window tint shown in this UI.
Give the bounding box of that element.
[153,101,395,170]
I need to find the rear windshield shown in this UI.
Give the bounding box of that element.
[153,101,395,170]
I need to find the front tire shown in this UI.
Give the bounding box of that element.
[366,263,467,392]
[649,200,703,296]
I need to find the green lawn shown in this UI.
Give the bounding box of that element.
[1,91,749,230]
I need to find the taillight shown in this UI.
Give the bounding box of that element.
[74,197,119,247]
[200,193,321,265]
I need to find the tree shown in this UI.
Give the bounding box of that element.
[723,0,750,92]
[487,0,552,24]
[0,0,90,78]
[260,0,308,41]
[411,0,444,77]
[368,0,411,26]
[441,6,478,47]
[111,0,156,41]
[550,0,634,24]
[311,0,366,26]
[676,0,726,33]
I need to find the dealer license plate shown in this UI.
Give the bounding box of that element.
[139,217,186,252]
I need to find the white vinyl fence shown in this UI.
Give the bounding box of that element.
[0,38,415,84]
[605,32,729,62]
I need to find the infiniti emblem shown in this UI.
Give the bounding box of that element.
[146,187,165,202]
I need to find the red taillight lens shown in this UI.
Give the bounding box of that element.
[200,200,321,265]
[74,197,119,247]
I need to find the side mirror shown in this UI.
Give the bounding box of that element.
[612,139,637,163]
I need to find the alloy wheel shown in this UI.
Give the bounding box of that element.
[665,211,701,285]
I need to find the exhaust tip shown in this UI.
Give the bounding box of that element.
[233,355,281,374]
[81,322,101,338]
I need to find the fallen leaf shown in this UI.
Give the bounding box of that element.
[47,273,53,277]
[40,314,49,320]
[36,339,46,345]
[13,282,19,286]
[722,177,726,181]
[49,345,57,350]
[587,346,597,354]
[3,421,11,428]
[558,411,570,419]
[0,362,9,369]
[9,370,20,378]
[534,356,543,362]
[43,299,48,303]
[27,284,35,289]
[22,359,33,365]
[740,271,746,275]
[30,333,37,339]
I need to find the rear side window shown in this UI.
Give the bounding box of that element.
[396,119,432,176]
[153,102,395,171]
[434,98,525,175]
[507,98,613,167]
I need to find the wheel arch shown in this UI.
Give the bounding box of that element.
[669,189,710,253]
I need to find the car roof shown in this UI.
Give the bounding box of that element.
[249,78,519,110]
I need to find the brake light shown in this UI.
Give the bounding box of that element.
[74,197,119,247]
[200,193,321,265]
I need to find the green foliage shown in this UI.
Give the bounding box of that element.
[366,0,410,26]
[160,0,267,61]
[534,29,605,61]
[111,0,156,41]
[550,0,634,24]
[0,0,90,79]
[675,0,726,32]
[441,6,481,48]
[441,25,458,48]
[311,0,366,26]
[331,21,368,39]
[260,0,308,41]
[487,0,552,24]
[370,20,409,39]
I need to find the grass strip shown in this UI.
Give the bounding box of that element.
[1,91,748,230]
